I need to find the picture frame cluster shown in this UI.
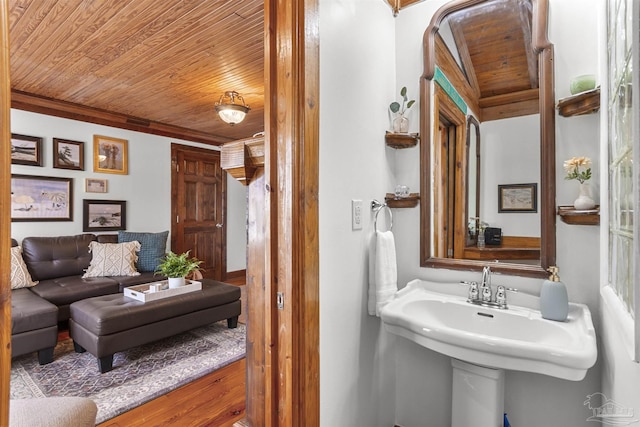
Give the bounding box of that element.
[10,133,130,228]
[11,133,129,175]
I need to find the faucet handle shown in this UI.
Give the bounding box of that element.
[469,282,479,301]
[496,285,507,306]
[460,281,479,301]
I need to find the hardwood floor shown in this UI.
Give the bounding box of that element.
[98,358,246,427]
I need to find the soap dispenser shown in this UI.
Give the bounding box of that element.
[540,266,568,321]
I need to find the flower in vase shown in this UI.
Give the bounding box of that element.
[563,156,592,184]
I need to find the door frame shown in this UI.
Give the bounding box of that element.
[1,0,11,424]
[259,0,320,425]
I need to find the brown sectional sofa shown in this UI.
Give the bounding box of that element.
[23,234,159,321]
[10,233,167,364]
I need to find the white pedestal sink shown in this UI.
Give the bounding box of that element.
[380,279,597,426]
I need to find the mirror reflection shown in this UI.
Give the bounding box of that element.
[420,0,556,277]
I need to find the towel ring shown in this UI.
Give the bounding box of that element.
[371,199,393,232]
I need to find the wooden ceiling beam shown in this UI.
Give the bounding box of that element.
[11,90,231,146]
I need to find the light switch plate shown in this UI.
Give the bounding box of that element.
[352,199,363,230]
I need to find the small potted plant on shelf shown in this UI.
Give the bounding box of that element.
[155,250,203,288]
[389,86,416,133]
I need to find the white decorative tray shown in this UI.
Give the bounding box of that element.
[124,280,202,302]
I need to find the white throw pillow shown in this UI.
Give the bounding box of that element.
[10,246,38,289]
[82,241,141,278]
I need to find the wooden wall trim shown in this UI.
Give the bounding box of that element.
[260,0,320,426]
[11,90,230,146]
[1,0,12,424]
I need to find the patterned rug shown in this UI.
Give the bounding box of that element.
[10,321,246,424]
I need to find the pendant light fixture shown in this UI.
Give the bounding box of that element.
[215,91,250,125]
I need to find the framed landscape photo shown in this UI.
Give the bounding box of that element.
[83,199,126,232]
[53,138,84,171]
[85,178,108,193]
[11,174,73,221]
[93,135,128,175]
[11,134,43,166]
[498,183,538,213]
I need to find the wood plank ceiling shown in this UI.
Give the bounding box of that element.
[445,0,538,116]
[8,0,264,145]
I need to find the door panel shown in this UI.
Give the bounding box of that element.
[171,145,225,281]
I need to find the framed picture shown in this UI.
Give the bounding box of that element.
[85,178,108,193]
[11,174,73,221]
[498,183,538,213]
[93,135,128,175]
[53,138,84,171]
[11,134,43,166]
[83,199,126,232]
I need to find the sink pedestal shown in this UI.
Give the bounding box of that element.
[451,359,504,427]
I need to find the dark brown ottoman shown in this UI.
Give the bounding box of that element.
[11,288,58,364]
[69,279,241,373]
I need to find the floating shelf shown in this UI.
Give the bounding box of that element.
[557,205,600,225]
[385,132,419,149]
[557,87,600,117]
[385,193,420,208]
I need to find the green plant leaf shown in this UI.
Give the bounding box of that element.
[407,100,415,109]
[400,86,407,97]
[389,102,400,113]
[155,250,203,278]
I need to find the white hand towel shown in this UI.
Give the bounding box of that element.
[368,230,398,316]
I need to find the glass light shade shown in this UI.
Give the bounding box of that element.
[215,91,250,125]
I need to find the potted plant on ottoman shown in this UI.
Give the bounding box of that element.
[156,250,203,288]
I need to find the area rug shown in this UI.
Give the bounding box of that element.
[10,321,246,424]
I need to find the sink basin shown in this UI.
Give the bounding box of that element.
[380,279,597,381]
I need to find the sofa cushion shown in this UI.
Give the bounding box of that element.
[10,288,58,334]
[118,230,169,272]
[10,246,38,289]
[22,234,96,281]
[82,241,141,278]
[29,276,120,307]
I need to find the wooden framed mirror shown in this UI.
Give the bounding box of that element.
[419,0,555,278]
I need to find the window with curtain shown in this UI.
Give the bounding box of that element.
[607,0,639,358]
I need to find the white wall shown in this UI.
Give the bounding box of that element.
[10,109,246,273]
[319,1,398,426]
[480,115,540,237]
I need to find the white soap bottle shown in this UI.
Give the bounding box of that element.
[540,266,568,321]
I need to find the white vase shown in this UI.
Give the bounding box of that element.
[392,115,409,133]
[574,182,596,210]
[168,277,185,288]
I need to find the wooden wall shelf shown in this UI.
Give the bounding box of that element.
[385,132,419,149]
[557,87,600,117]
[462,235,541,261]
[557,205,600,225]
[385,193,420,208]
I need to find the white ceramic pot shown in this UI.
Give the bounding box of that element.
[574,182,596,210]
[168,277,185,288]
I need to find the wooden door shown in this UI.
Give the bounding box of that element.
[171,144,226,281]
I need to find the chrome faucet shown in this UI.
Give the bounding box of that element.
[460,266,516,309]
[480,266,492,302]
